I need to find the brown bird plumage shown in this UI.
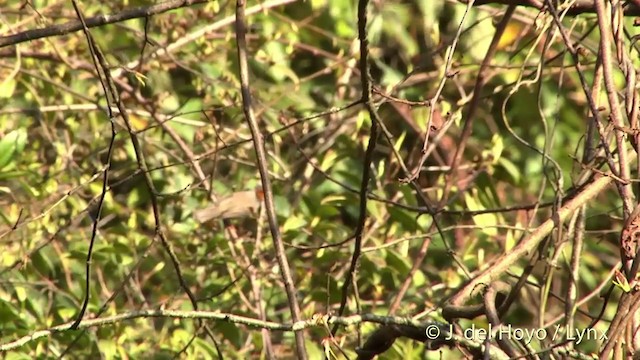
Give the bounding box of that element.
[194,187,264,222]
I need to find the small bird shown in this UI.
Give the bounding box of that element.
[194,186,264,223]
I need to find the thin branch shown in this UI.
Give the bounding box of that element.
[444,170,618,313]
[68,0,117,330]
[466,0,640,15]
[234,0,307,358]
[62,1,221,352]
[439,5,514,204]
[403,0,477,183]
[331,0,379,336]
[544,0,626,195]
[387,236,432,315]
[111,0,296,79]
[484,282,521,358]
[593,0,634,217]
[0,309,511,359]
[0,0,211,48]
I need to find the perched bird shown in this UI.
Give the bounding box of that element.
[194,187,264,222]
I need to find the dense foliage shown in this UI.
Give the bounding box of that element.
[1,0,638,359]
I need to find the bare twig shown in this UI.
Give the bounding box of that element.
[68,0,117,330]
[0,0,210,48]
[403,0,477,183]
[439,5,514,204]
[593,0,633,217]
[234,1,306,358]
[1,309,510,359]
[466,0,640,15]
[64,0,221,354]
[331,0,379,338]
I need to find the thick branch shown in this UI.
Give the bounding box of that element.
[0,0,209,48]
[467,0,640,15]
[0,309,497,358]
[445,172,615,311]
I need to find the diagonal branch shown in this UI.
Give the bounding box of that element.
[444,171,617,314]
[64,0,221,352]
[0,0,210,48]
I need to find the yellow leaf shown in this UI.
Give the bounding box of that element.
[0,78,16,98]
[497,21,524,50]
[465,192,498,236]
[133,71,148,87]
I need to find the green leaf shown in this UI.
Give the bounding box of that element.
[388,207,417,232]
[0,129,27,170]
[0,78,16,98]
[356,109,370,131]
[385,249,411,274]
[393,131,407,152]
[4,352,33,360]
[490,134,504,163]
[133,71,148,87]
[613,270,631,293]
[194,337,217,358]
[465,191,498,236]
[283,215,306,232]
[320,150,338,172]
[498,157,521,184]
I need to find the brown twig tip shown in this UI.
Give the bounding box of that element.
[622,205,640,261]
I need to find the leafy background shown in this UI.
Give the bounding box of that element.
[0,0,635,359]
